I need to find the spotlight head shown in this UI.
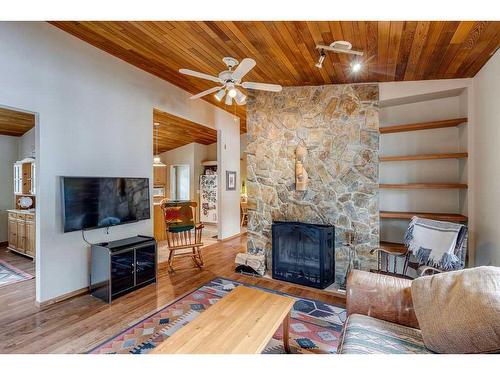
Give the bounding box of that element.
[315,49,326,69]
[351,61,362,73]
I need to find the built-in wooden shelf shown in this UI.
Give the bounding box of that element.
[380,118,467,134]
[380,152,468,162]
[379,241,406,254]
[380,183,468,189]
[380,211,468,222]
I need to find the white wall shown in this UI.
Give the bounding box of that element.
[217,112,241,239]
[471,49,500,266]
[18,127,35,159]
[160,143,196,200]
[0,135,18,242]
[0,22,239,303]
[206,142,217,161]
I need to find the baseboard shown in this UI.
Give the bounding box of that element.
[0,241,8,248]
[36,286,90,310]
[219,232,245,242]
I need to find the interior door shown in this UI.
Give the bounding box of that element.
[111,250,135,296]
[135,244,156,285]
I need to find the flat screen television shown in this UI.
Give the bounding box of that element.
[61,177,150,233]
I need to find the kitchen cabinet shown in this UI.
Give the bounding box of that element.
[7,211,35,259]
[153,165,167,186]
[13,160,35,195]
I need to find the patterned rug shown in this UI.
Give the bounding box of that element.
[0,259,34,287]
[89,277,346,354]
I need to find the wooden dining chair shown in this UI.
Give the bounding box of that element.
[160,200,204,272]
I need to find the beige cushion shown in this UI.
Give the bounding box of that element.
[411,266,500,353]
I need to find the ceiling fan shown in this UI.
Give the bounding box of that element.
[179,57,282,105]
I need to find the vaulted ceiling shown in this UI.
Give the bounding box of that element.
[153,109,217,154]
[0,107,35,137]
[51,21,500,133]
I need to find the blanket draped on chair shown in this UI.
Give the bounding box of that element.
[404,216,467,270]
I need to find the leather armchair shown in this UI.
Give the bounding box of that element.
[346,270,420,329]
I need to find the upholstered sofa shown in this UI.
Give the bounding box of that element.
[338,270,431,354]
[338,268,500,354]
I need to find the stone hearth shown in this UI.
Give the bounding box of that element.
[246,84,379,283]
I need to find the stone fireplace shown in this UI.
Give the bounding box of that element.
[246,84,379,283]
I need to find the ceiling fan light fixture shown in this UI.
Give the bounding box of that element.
[227,87,237,98]
[225,94,233,105]
[214,88,226,102]
[235,89,246,105]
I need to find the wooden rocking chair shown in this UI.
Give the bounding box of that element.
[160,200,204,272]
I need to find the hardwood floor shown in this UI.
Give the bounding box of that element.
[0,234,345,354]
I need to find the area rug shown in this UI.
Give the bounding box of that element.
[89,277,346,354]
[0,259,34,287]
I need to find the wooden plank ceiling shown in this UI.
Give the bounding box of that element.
[0,107,35,137]
[51,21,500,133]
[153,108,217,154]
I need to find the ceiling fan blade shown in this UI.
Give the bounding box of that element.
[231,58,256,81]
[179,68,221,83]
[242,82,282,92]
[190,86,224,100]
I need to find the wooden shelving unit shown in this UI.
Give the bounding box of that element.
[378,95,471,271]
[380,183,467,189]
[380,152,468,162]
[380,117,467,134]
[380,211,467,222]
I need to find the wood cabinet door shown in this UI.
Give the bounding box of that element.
[22,163,32,195]
[25,219,35,257]
[16,218,26,253]
[153,166,160,185]
[8,217,18,249]
[13,164,22,194]
[30,163,36,194]
[153,166,167,186]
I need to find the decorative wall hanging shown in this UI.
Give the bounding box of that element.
[295,144,308,191]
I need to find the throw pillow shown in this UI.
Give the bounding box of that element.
[411,266,500,353]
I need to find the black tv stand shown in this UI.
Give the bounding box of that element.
[90,235,157,303]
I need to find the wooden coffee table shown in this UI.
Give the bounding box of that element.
[152,285,295,354]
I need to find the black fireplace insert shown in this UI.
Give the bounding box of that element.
[272,221,335,289]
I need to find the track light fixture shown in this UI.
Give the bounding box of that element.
[314,41,364,71]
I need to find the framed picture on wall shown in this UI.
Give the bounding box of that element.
[226,171,237,191]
